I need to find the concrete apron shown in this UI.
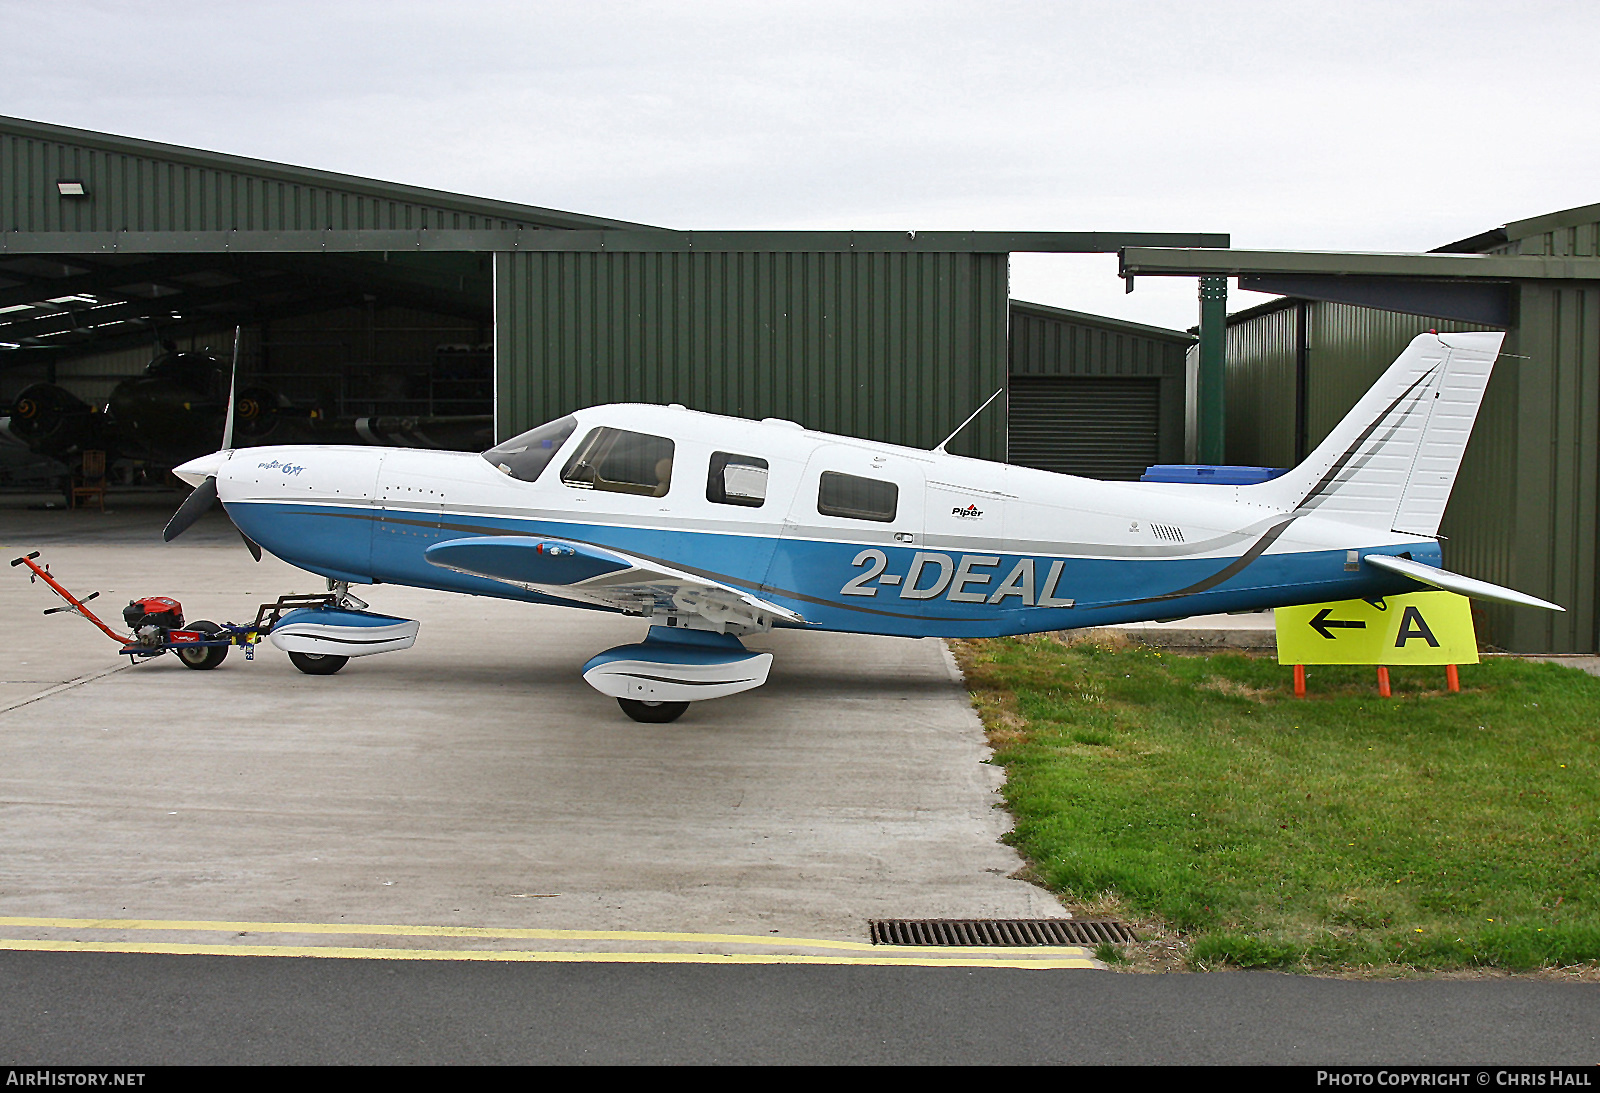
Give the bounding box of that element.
[0,509,1087,969]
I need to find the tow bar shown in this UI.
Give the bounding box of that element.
[11,550,343,670]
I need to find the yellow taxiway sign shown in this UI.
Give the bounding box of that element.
[1276,591,1478,665]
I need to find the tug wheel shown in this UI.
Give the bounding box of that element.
[288,650,349,675]
[617,698,690,724]
[176,622,228,671]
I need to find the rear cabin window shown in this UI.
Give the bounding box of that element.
[707,453,769,508]
[817,471,898,522]
[482,416,578,483]
[561,427,675,497]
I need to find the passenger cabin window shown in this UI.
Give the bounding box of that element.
[817,471,898,522]
[561,427,675,497]
[707,453,769,508]
[482,416,578,483]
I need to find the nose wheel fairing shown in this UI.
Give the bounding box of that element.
[582,626,772,703]
[268,606,421,658]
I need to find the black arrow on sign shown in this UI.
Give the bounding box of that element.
[1310,608,1367,640]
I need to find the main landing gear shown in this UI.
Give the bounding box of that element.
[583,625,775,724]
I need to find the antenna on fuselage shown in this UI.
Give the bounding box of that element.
[932,389,1003,455]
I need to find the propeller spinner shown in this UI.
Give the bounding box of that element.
[160,326,262,561]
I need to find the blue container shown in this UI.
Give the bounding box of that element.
[1140,464,1289,485]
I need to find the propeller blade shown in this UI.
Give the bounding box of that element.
[162,475,218,542]
[221,325,241,451]
[239,529,263,562]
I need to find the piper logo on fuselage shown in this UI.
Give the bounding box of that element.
[951,504,984,519]
[258,460,305,476]
[840,549,1075,607]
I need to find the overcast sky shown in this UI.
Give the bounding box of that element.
[4,1,1597,329]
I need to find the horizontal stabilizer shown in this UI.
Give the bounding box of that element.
[1363,554,1564,611]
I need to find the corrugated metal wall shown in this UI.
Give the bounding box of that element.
[495,250,1010,460]
[1006,302,1190,473]
[1504,282,1600,653]
[1223,295,1600,653]
[1492,210,1600,648]
[1497,219,1600,258]
[1008,306,1189,379]
[1224,303,1298,467]
[1,128,548,233]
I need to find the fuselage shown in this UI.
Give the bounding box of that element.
[197,403,1436,638]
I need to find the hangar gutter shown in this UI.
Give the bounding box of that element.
[3,230,1230,255]
[1119,247,1600,281]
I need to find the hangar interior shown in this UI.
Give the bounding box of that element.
[0,115,1211,491]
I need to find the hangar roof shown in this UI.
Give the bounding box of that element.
[0,115,1228,360]
[0,114,657,233]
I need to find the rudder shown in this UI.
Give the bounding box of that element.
[1243,331,1504,534]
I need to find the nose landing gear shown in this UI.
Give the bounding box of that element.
[616,698,691,724]
[286,650,350,675]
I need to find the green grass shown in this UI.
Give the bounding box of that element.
[954,637,1600,972]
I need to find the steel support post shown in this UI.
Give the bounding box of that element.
[1197,275,1228,464]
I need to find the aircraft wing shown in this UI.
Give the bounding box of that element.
[1364,553,1564,611]
[423,535,805,630]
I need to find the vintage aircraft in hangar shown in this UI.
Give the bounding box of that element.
[160,329,1561,722]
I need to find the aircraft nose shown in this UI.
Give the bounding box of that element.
[173,450,228,487]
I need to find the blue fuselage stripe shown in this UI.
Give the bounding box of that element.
[224,500,1436,638]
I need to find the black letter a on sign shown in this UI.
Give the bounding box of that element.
[1394,606,1440,648]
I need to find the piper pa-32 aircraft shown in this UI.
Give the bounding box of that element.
[164,330,1560,722]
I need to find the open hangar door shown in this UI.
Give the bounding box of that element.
[0,250,492,492]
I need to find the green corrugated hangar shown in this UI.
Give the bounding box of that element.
[1124,207,1600,653]
[0,115,1205,492]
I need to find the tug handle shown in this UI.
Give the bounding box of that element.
[10,552,131,644]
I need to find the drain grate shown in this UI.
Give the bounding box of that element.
[869,918,1136,947]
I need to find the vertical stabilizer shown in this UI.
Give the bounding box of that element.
[1243,331,1503,534]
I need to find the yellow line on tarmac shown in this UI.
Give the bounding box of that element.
[0,915,1093,958]
[0,938,1099,969]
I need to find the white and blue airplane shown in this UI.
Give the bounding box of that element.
[165,330,1560,722]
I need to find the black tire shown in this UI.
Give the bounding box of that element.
[176,622,228,670]
[617,698,690,723]
[288,650,349,675]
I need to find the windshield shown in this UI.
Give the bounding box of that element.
[481,416,578,482]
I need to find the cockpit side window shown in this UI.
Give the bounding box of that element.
[561,427,675,497]
[817,471,898,522]
[707,452,769,508]
[482,416,578,483]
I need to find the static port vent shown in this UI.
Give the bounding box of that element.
[1151,523,1185,542]
[868,918,1136,946]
